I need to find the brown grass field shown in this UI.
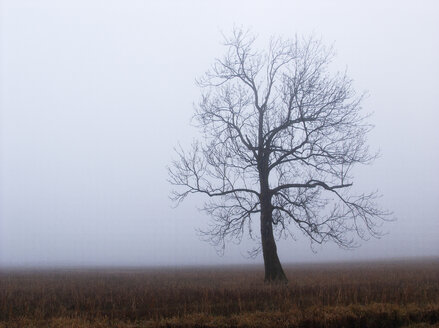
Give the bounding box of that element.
[1,258,438,328]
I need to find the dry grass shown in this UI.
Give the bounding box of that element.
[1,258,438,327]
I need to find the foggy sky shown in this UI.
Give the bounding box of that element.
[1,0,438,267]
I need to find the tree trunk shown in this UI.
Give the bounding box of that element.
[258,152,288,283]
[260,206,288,283]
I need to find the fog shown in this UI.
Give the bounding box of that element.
[1,0,438,267]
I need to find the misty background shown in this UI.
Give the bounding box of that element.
[0,0,438,267]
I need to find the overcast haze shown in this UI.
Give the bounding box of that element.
[1,0,438,267]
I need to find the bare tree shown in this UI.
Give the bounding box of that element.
[169,29,389,283]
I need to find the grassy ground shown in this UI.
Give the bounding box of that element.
[1,258,438,327]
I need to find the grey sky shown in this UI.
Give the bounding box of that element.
[0,0,438,267]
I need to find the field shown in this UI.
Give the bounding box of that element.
[1,258,438,328]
